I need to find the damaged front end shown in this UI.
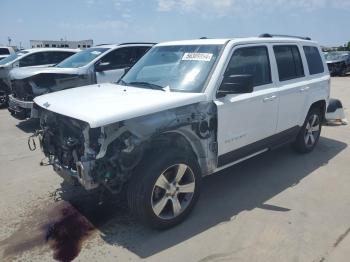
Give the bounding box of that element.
[0,68,11,107]
[8,73,90,120]
[0,79,10,107]
[34,102,218,194]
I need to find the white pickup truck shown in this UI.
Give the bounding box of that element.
[33,35,330,229]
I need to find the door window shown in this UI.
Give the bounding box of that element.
[0,48,10,55]
[303,46,324,75]
[273,45,304,81]
[19,53,46,67]
[134,46,151,62]
[99,47,134,70]
[225,46,272,87]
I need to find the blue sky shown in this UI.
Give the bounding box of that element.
[1,0,349,48]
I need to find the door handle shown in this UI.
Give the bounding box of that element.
[300,86,310,92]
[263,95,277,102]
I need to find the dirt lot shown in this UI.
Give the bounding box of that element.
[0,77,349,262]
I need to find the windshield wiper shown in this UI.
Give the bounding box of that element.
[127,81,165,91]
[117,79,128,86]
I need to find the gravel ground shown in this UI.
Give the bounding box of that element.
[0,76,349,262]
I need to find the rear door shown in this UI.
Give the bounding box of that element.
[273,44,308,132]
[215,44,279,167]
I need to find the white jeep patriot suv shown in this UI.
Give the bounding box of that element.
[33,35,330,229]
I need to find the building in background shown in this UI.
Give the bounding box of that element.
[29,39,93,49]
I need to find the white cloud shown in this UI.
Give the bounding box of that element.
[156,0,350,15]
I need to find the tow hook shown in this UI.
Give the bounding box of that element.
[28,130,43,151]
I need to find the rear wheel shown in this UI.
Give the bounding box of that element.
[293,107,322,153]
[127,148,201,229]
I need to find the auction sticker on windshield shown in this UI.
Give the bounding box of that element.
[182,53,213,62]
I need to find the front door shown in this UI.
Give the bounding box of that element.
[215,45,279,167]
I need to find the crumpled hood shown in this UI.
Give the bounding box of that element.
[10,66,81,80]
[34,83,207,128]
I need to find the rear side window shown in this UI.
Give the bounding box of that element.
[273,45,304,81]
[225,46,271,87]
[303,46,324,75]
[0,48,10,55]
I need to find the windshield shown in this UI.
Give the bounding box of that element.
[325,52,349,61]
[0,51,28,65]
[56,47,109,68]
[120,44,223,92]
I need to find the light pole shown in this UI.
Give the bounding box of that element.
[7,37,12,46]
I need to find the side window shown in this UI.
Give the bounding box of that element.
[303,46,324,75]
[273,45,304,81]
[225,46,272,87]
[99,47,134,70]
[19,53,45,67]
[46,52,74,64]
[0,48,10,55]
[134,46,151,61]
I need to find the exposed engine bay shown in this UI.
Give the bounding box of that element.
[36,102,218,193]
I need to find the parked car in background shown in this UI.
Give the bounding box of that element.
[0,46,15,61]
[325,51,350,76]
[0,48,79,107]
[8,43,154,119]
[33,35,330,229]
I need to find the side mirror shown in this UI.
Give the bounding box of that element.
[217,74,254,98]
[95,61,111,72]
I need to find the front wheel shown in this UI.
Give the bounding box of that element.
[127,148,201,229]
[293,107,322,153]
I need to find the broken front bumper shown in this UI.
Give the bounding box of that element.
[8,95,38,120]
[52,158,99,191]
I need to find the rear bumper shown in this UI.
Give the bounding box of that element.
[8,95,38,120]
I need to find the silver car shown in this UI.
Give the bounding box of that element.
[8,43,154,119]
[0,48,78,107]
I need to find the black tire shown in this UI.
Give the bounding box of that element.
[127,148,202,229]
[293,107,322,153]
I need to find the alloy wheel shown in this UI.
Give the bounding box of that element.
[304,114,321,147]
[151,164,195,220]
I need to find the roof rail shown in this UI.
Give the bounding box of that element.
[259,33,311,41]
[118,42,156,46]
[95,43,116,46]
